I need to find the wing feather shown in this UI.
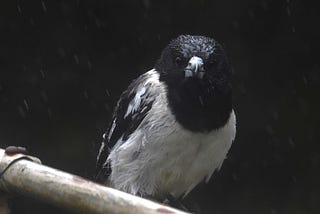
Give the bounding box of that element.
[95,70,157,182]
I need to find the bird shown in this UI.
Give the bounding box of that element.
[95,35,236,201]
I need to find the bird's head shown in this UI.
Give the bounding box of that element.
[156,35,231,94]
[155,35,232,131]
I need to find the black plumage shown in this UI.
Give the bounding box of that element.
[95,73,156,182]
[156,35,232,132]
[95,35,235,200]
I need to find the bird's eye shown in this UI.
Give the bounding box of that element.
[206,59,217,68]
[175,57,184,66]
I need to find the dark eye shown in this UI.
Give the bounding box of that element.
[206,59,218,68]
[175,57,184,66]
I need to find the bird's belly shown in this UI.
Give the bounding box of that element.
[108,109,235,199]
[142,113,235,198]
[148,131,225,198]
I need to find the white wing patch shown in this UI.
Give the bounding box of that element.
[107,120,117,141]
[124,87,146,118]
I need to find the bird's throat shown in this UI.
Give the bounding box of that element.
[167,80,232,132]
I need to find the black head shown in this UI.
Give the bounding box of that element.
[155,35,232,132]
[156,35,230,90]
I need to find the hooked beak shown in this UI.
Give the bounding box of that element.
[184,56,204,79]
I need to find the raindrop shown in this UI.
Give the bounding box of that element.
[23,99,29,111]
[58,47,66,58]
[105,89,110,97]
[271,110,278,121]
[47,108,52,118]
[310,153,319,167]
[22,64,27,72]
[87,60,92,70]
[40,90,48,102]
[17,4,22,13]
[40,69,45,79]
[288,137,295,149]
[265,124,274,135]
[260,0,268,11]
[231,172,238,181]
[270,208,277,214]
[302,75,307,85]
[262,160,268,167]
[104,103,111,112]
[291,26,296,33]
[142,0,150,9]
[74,54,79,64]
[83,91,89,99]
[41,0,47,12]
[18,105,26,118]
[95,18,101,28]
[29,18,35,26]
[286,7,291,16]
[248,9,255,20]
[198,96,204,106]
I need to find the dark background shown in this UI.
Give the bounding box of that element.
[1,0,319,213]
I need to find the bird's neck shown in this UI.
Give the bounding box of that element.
[166,79,232,132]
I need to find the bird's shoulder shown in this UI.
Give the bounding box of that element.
[95,69,161,181]
[110,69,160,141]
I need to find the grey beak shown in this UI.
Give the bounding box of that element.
[184,56,204,79]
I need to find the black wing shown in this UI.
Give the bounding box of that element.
[95,72,156,182]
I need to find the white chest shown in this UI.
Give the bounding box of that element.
[107,73,236,198]
[146,110,236,198]
[108,104,236,198]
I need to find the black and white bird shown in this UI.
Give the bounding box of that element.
[96,35,236,201]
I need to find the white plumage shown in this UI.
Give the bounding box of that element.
[106,69,236,199]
